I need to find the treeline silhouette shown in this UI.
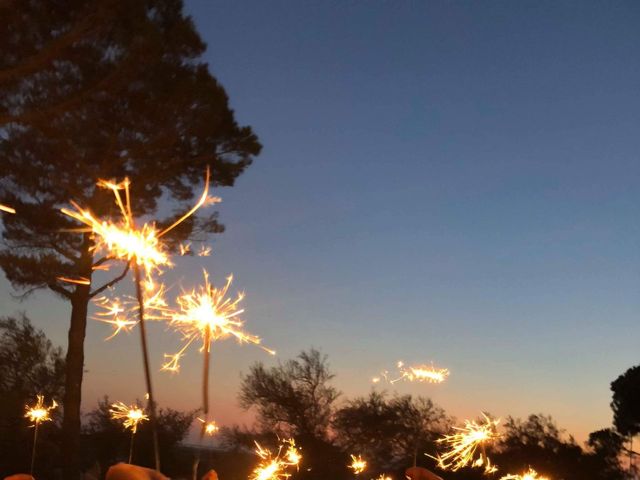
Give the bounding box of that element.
[0,316,633,479]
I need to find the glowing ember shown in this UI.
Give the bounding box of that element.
[429,414,500,474]
[160,270,274,372]
[197,417,219,436]
[57,276,91,285]
[250,439,302,480]
[375,476,392,480]
[198,245,212,257]
[180,242,191,255]
[92,280,170,341]
[349,454,367,475]
[375,361,450,385]
[25,395,57,425]
[0,204,16,214]
[500,468,550,480]
[110,402,149,433]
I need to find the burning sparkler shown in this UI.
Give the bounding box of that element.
[375,476,392,480]
[0,204,16,214]
[428,414,500,474]
[110,401,149,463]
[197,417,220,436]
[159,269,273,480]
[250,439,302,480]
[500,468,549,480]
[374,361,449,385]
[349,455,367,475]
[161,270,274,373]
[61,168,215,471]
[25,395,57,474]
[160,270,273,437]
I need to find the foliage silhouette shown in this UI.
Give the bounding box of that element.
[84,396,197,478]
[1,0,261,476]
[0,314,65,479]
[333,391,450,473]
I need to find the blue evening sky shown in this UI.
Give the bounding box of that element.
[2,0,639,442]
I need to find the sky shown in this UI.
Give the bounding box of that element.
[2,0,640,444]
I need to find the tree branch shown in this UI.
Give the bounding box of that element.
[89,262,130,298]
[47,282,73,299]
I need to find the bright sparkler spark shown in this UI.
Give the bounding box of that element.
[180,242,191,255]
[375,361,450,385]
[500,468,550,480]
[61,169,212,274]
[0,204,16,214]
[197,417,219,436]
[250,439,302,480]
[160,270,274,372]
[198,245,212,257]
[25,395,58,425]
[110,402,149,433]
[92,280,169,341]
[429,414,500,474]
[57,276,91,285]
[349,454,367,475]
[375,475,392,480]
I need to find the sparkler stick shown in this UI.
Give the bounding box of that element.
[133,262,160,470]
[61,168,215,471]
[110,401,149,464]
[158,270,273,480]
[25,395,57,474]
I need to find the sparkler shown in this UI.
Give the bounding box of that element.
[375,475,392,480]
[110,401,149,463]
[160,270,274,480]
[161,270,275,373]
[25,395,57,474]
[197,417,220,436]
[349,455,367,475]
[250,439,302,480]
[428,414,500,474]
[373,361,449,385]
[160,270,273,432]
[0,203,16,214]
[61,168,215,471]
[500,468,549,480]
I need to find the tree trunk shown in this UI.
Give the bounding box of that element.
[62,234,93,480]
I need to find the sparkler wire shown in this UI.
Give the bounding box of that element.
[133,262,160,471]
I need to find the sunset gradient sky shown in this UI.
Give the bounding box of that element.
[2,0,640,443]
